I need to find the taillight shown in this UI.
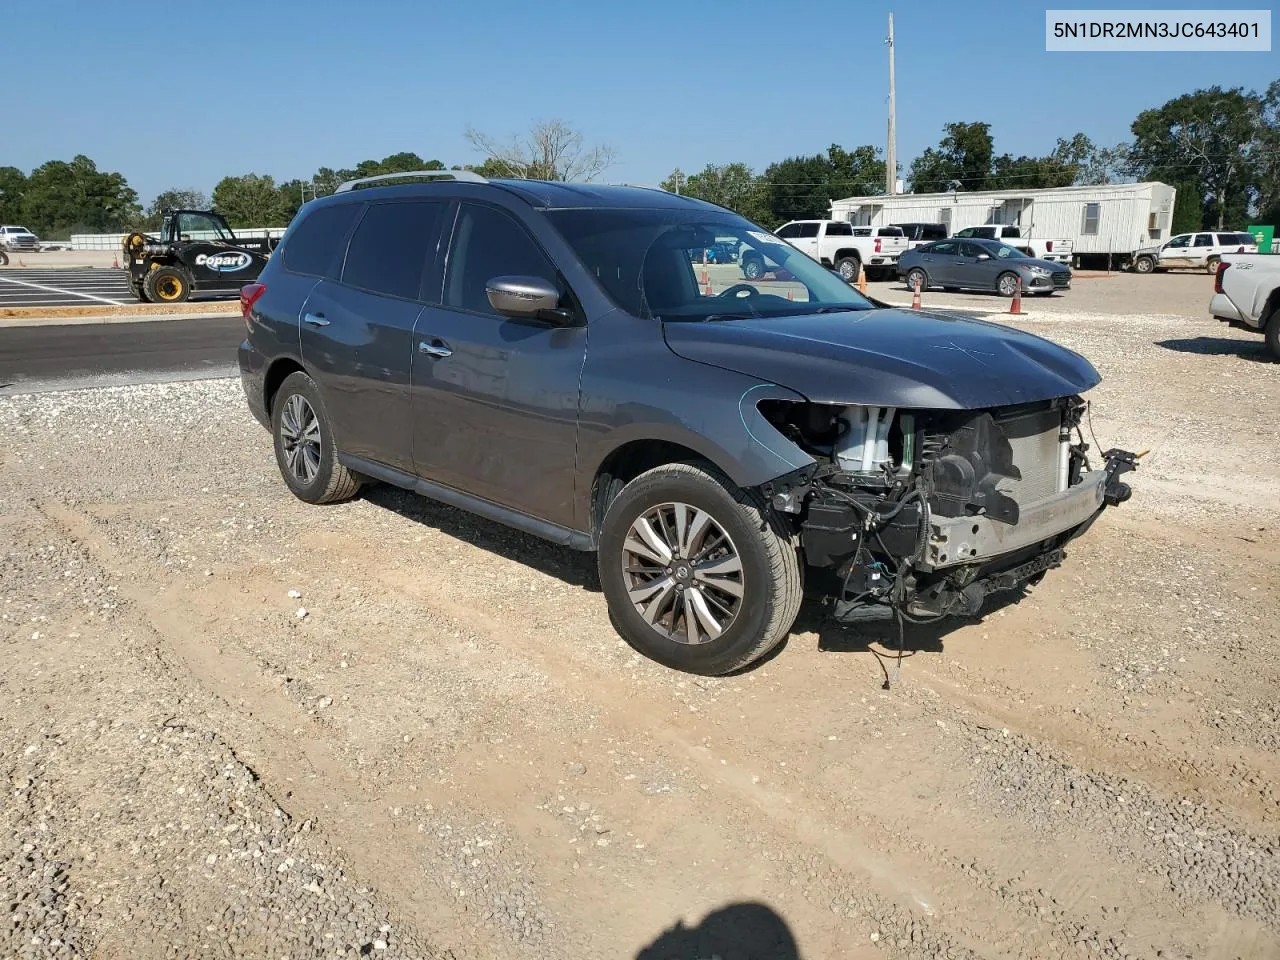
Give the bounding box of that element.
[1214,261,1230,293]
[240,282,267,327]
[1045,241,1054,252]
[874,238,882,253]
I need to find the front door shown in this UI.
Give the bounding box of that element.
[298,198,448,473]
[410,201,586,528]
[1158,234,1193,269]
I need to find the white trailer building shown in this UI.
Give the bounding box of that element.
[829,182,1176,267]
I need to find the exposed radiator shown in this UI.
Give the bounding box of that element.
[995,407,1064,506]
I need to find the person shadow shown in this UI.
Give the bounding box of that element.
[635,901,800,960]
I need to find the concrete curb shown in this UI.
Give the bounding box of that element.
[0,312,236,328]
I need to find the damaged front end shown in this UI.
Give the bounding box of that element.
[757,397,1137,624]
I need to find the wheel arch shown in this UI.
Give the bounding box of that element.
[834,247,862,263]
[263,356,307,418]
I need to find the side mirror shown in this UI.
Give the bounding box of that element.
[485,275,574,325]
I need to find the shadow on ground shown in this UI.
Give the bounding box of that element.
[360,484,601,593]
[1155,336,1275,363]
[635,901,800,960]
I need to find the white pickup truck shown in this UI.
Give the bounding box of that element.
[1210,254,1280,358]
[952,225,1074,265]
[770,220,908,282]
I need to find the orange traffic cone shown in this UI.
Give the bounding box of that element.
[856,263,867,295]
[703,278,714,296]
[786,289,794,301]
[18,258,25,267]
[910,276,922,309]
[1009,277,1023,315]
[112,255,120,269]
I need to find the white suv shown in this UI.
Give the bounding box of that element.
[1132,231,1257,274]
[0,225,40,251]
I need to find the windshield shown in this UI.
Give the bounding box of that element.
[546,208,874,322]
[176,212,234,241]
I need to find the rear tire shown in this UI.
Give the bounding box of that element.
[1133,255,1155,274]
[836,256,860,282]
[597,462,803,675]
[905,267,929,292]
[270,371,361,505]
[1265,310,1280,361]
[0,250,8,267]
[1204,256,1220,275]
[144,265,192,304]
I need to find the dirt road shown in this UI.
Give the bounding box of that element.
[1,305,1277,959]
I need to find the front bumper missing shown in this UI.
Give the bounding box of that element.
[921,448,1137,572]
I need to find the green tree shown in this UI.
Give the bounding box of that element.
[1169,179,1205,234]
[761,144,885,226]
[0,166,27,224]
[212,173,288,227]
[140,188,209,229]
[1253,80,1280,228]
[665,162,769,222]
[907,122,994,192]
[19,155,139,238]
[1129,86,1262,230]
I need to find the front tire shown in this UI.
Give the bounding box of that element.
[271,371,361,505]
[0,250,8,267]
[597,462,803,675]
[1133,255,1155,274]
[144,265,192,303]
[997,272,1021,297]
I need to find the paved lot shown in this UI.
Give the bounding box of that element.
[0,268,133,307]
[0,298,1277,958]
[0,315,242,394]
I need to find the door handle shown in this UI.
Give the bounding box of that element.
[303,312,329,327]
[418,338,452,358]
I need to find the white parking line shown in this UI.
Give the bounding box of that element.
[0,275,126,306]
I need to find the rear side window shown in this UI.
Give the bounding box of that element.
[877,227,905,237]
[1000,226,1021,238]
[922,224,947,240]
[825,221,853,236]
[342,200,446,300]
[795,223,820,238]
[282,203,361,278]
[1193,234,1213,247]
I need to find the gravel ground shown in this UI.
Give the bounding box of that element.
[0,303,1277,959]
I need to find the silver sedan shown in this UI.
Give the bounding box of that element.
[898,238,1071,297]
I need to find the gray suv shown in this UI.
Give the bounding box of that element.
[239,171,1137,675]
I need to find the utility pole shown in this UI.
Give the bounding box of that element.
[885,12,897,195]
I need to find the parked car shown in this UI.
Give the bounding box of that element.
[689,241,738,265]
[1210,254,1280,359]
[1131,231,1257,274]
[0,225,39,252]
[771,220,908,281]
[952,225,1074,265]
[898,238,1071,297]
[239,170,1136,675]
[892,222,949,250]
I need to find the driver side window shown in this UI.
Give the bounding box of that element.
[1166,234,1190,249]
[445,203,559,317]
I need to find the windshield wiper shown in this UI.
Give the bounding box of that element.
[702,313,758,322]
[812,305,866,314]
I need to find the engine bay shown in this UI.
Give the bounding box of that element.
[757,396,1131,624]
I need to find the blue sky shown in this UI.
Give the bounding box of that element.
[1,0,1273,204]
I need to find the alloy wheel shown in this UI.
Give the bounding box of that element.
[621,502,744,645]
[279,394,322,485]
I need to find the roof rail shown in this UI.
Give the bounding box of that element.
[334,169,488,193]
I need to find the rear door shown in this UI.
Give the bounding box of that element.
[410,201,586,526]
[299,199,448,472]
[1189,232,1215,267]
[920,239,963,285]
[791,222,821,260]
